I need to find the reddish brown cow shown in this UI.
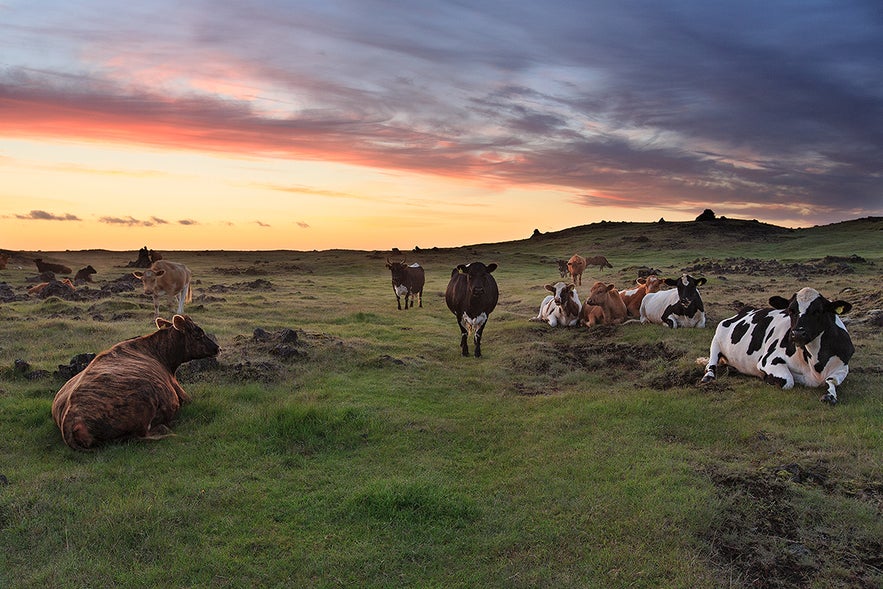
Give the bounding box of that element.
[51,314,219,450]
[134,260,193,318]
[581,281,628,326]
[34,258,72,275]
[28,278,75,296]
[620,274,662,318]
[566,254,586,286]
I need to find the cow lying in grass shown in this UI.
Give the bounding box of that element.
[52,314,219,450]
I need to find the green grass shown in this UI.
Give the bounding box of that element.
[1,217,881,588]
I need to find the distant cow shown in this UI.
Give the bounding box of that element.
[566,255,586,286]
[28,278,75,297]
[701,288,854,404]
[51,314,220,450]
[534,282,581,327]
[74,265,97,283]
[583,281,627,325]
[34,258,72,275]
[556,259,570,279]
[585,256,613,271]
[639,274,707,328]
[386,259,425,310]
[445,262,499,357]
[0,253,8,270]
[620,275,662,318]
[133,260,193,318]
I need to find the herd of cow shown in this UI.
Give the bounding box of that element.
[11,250,853,451]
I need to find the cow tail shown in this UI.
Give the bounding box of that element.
[60,407,94,451]
[185,281,193,304]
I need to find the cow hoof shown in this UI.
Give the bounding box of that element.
[699,375,715,385]
[821,393,838,405]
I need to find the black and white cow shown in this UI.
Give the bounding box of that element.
[701,287,854,404]
[639,274,707,328]
[444,262,499,357]
[386,259,425,310]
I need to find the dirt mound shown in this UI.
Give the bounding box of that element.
[684,255,870,278]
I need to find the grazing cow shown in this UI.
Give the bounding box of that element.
[620,274,662,318]
[534,282,582,327]
[585,255,613,271]
[639,274,707,328]
[0,253,8,270]
[566,255,586,286]
[34,258,72,275]
[445,262,499,357]
[51,314,220,450]
[386,259,425,310]
[133,260,193,318]
[74,265,97,283]
[701,288,854,404]
[583,281,627,325]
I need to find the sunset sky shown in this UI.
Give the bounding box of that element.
[2,0,881,251]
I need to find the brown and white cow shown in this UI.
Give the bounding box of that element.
[583,281,627,325]
[565,255,586,286]
[534,281,582,327]
[134,260,193,318]
[445,262,499,357]
[51,314,220,450]
[620,274,662,318]
[34,258,72,275]
[386,259,425,310]
[701,288,854,404]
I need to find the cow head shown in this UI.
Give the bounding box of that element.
[156,315,220,360]
[770,288,852,347]
[133,268,165,294]
[639,274,662,293]
[386,259,408,280]
[585,282,616,306]
[664,274,706,307]
[458,262,497,298]
[545,281,576,306]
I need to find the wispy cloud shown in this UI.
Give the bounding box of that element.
[16,210,81,221]
[296,221,310,229]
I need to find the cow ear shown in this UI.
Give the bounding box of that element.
[636,278,646,285]
[456,264,467,274]
[769,296,790,309]
[486,263,497,273]
[830,301,852,315]
[606,283,616,292]
[154,269,166,277]
[172,315,188,331]
[663,278,678,286]
[133,271,143,278]
[695,277,707,286]
[545,284,555,292]
[155,317,173,329]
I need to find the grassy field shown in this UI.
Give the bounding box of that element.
[1,217,881,588]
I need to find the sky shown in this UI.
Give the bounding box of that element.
[1,0,881,251]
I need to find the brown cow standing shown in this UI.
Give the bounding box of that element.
[584,255,613,271]
[566,255,586,286]
[134,260,193,318]
[51,314,219,450]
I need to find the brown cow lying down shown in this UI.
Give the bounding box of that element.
[52,315,219,451]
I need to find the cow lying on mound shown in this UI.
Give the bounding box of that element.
[34,258,72,275]
[52,315,219,450]
[134,260,193,318]
[701,287,854,404]
[640,274,706,328]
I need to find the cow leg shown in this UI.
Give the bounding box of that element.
[821,366,849,404]
[457,317,470,356]
[176,291,185,314]
[472,313,489,358]
[395,294,402,310]
[153,295,160,318]
[417,291,423,308]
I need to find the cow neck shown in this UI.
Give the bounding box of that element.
[135,328,186,372]
[562,295,580,317]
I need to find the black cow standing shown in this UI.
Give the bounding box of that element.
[386,260,425,310]
[444,262,499,357]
